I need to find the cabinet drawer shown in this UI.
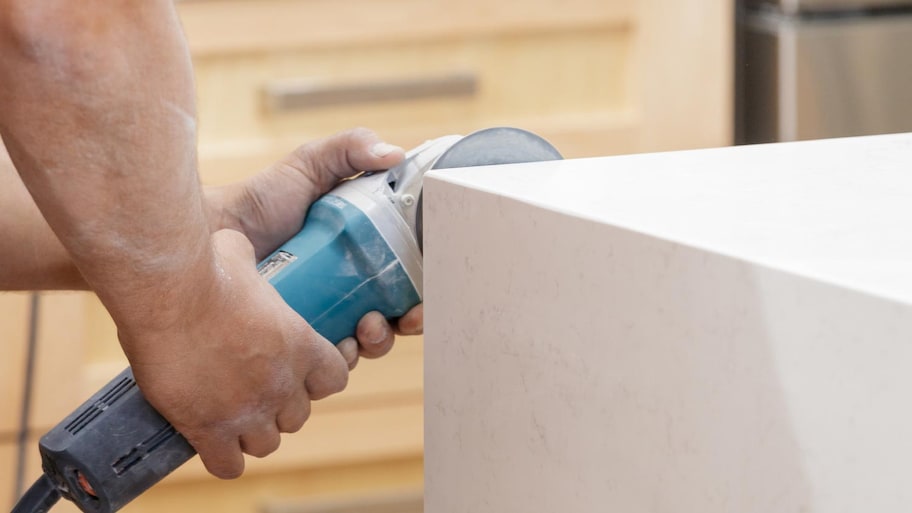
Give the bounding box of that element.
[178,0,629,57]
[192,28,630,184]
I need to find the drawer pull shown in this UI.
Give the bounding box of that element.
[263,72,478,112]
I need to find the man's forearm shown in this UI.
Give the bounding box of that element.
[0,0,213,327]
[0,149,228,291]
[0,154,87,289]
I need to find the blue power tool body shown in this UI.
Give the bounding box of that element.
[256,134,458,343]
[11,127,562,513]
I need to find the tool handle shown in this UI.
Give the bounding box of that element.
[38,368,195,513]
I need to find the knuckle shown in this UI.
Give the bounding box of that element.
[298,330,349,399]
[204,457,244,480]
[343,126,374,142]
[192,435,245,480]
[248,441,280,459]
[332,372,349,394]
[288,143,322,180]
[279,412,307,434]
[215,465,244,480]
[290,139,318,161]
[277,398,311,434]
[308,371,348,400]
[301,405,312,425]
[240,429,282,459]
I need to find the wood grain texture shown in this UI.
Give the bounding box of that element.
[0,293,28,437]
[178,0,631,56]
[635,0,734,151]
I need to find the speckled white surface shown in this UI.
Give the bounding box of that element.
[423,133,912,512]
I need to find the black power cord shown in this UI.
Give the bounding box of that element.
[10,475,59,513]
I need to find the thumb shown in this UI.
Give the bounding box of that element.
[285,127,405,197]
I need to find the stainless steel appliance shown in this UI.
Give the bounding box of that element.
[735,0,912,143]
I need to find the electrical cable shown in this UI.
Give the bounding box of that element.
[12,293,42,511]
[10,475,59,513]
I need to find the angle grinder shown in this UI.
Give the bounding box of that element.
[11,127,562,513]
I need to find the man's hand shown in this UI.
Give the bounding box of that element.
[0,0,419,480]
[206,128,424,369]
[121,229,349,478]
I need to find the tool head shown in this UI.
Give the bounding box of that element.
[314,127,562,304]
[433,126,564,169]
[417,127,563,249]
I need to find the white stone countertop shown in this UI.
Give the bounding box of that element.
[428,132,912,304]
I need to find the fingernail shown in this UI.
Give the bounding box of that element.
[370,142,402,158]
[338,337,359,365]
[369,325,391,345]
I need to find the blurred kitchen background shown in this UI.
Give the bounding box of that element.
[736,0,912,143]
[3,0,910,512]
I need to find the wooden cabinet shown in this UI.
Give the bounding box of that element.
[2,1,731,511]
[1,443,17,511]
[1,292,91,513]
[180,0,733,186]
[0,292,89,434]
[181,0,630,185]
[0,293,28,438]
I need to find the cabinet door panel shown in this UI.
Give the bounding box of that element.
[28,293,90,432]
[1,293,30,437]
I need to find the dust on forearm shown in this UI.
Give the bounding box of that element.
[0,0,216,322]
